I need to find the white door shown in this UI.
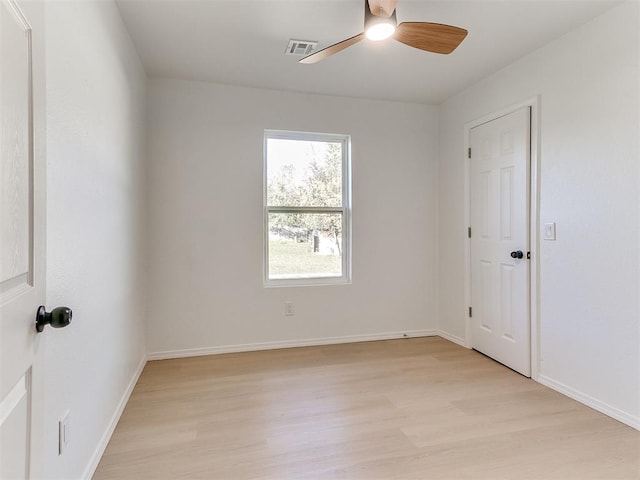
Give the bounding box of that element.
[470,107,531,376]
[0,0,46,478]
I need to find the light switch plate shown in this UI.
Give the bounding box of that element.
[59,411,70,455]
[543,222,556,240]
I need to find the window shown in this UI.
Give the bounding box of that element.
[264,130,351,286]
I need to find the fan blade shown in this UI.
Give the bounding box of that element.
[394,22,468,54]
[367,0,398,17]
[299,33,365,64]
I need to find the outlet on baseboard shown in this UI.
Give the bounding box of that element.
[285,301,295,316]
[59,411,70,455]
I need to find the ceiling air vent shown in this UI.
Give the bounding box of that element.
[285,39,318,56]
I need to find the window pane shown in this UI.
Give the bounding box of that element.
[266,138,342,207]
[268,213,342,279]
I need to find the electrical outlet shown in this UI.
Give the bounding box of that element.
[59,411,70,455]
[285,301,295,316]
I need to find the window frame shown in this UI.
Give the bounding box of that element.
[263,129,352,287]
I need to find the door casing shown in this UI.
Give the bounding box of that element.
[463,96,540,380]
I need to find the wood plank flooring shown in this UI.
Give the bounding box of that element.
[93,337,640,479]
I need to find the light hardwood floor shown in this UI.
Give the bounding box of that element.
[93,337,640,479]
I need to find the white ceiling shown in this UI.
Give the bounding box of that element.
[116,0,622,104]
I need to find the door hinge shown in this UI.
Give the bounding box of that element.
[468,306,472,318]
[468,147,472,159]
[468,227,472,238]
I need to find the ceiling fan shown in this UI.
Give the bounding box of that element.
[300,0,468,64]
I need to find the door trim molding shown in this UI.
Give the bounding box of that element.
[463,96,541,380]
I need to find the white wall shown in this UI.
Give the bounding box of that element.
[438,1,639,426]
[146,80,439,356]
[44,1,147,478]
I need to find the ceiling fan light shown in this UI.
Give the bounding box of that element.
[366,23,396,41]
[364,1,397,42]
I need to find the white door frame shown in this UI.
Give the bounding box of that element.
[463,96,541,380]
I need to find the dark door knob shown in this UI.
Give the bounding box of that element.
[35,306,72,333]
[510,250,524,259]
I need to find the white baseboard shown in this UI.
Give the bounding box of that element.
[82,354,147,480]
[538,374,640,431]
[436,329,468,348]
[148,329,439,361]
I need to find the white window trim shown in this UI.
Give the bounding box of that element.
[263,130,352,287]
